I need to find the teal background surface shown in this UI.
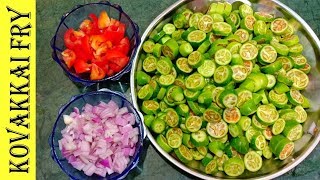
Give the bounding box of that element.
[37,0,320,179]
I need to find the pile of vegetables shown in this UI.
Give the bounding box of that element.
[58,100,139,177]
[136,1,310,177]
[61,10,131,80]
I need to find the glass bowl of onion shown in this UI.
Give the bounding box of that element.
[49,89,145,179]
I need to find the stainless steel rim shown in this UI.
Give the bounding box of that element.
[130,0,320,179]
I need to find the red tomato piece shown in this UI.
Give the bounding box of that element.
[101,49,126,62]
[103,23,126,44]
[94,41,112,58]
[91,56,108,72]
[90,34,109,51]
[73,59,91,74]
[88,13,100,34]
[113,56,129,70]
[99,49,129,73]
[79,19,93,35]
[98,10,111,29]
[73,35,93,60]
[80,19,100,35]
[112,37,130,55]
[64,29,85,49]
[106,68,115,77]
[109,63,122,73]
[61,49,76,68]
[90,63,106,80]
[110,18,121,26]
[108,52,129,71]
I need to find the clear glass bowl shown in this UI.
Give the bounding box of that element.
[51,2,140,86]
[49,89,145,179]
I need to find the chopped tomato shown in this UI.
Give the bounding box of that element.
[73,59,91,74]
[94,41,112,57]
[80,19,98,35]
[109,18,121,26]
[101,49,126,62]
[102,49,129,72]
[97,62,110,74]
[113,56,129,70]
[112,37,130,55]
[90,63,106,80]
[88,13,100,34]
[91,56,108,71]
[73,35,93,60]
[61,49,76,68]
[64,29,85,49]
[103,23,125,44]
[79,19,93,35]
[63,29,92,60]
[109,63,122,73]
[98,49,129,74]
[98,11,111,29]
[106,68,115,77]
[90,34,109,50]
[61,10,131,81]
[82,35,93,59]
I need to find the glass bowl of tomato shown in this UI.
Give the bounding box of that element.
[51,2,140,86]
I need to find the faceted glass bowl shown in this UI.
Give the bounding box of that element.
[49,90,145,179]
[51,2,140,86]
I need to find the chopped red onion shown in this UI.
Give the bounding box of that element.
[74,107,80,114]
[99,159,110,168]
[58,100,139,177]
[118,107,128,115]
